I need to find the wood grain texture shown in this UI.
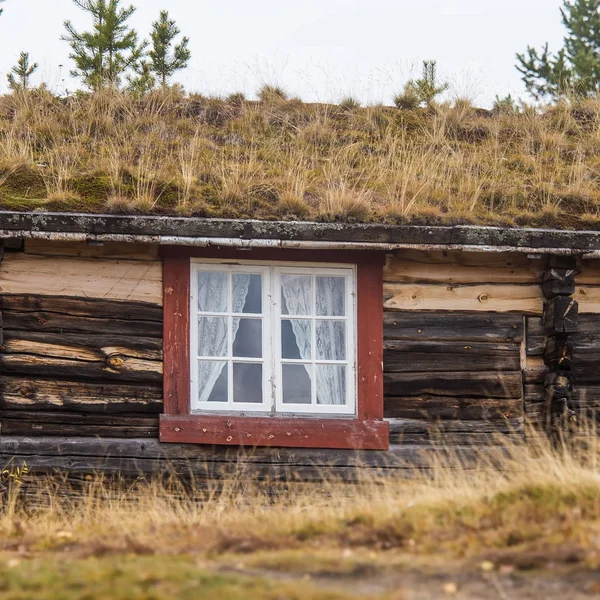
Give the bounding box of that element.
[162,255,190,415]
[357,259,384,420]
[384,371,523,399]
[24,239,159,260]
[0,376,162,413]
[0,436,507,478]
[160,415,389,450]
[383,311,524,343]
[384,250,543,284]
[384,341,521,373]
[574,286,600,313]
[0,411,158,437]
[384,397,523,420]
[384,283,544,314]
[0,254,162,304]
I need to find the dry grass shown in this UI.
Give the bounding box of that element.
[3,88,600,227]
[1,427,600,570]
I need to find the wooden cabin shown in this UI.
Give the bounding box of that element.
[0,211,598,480]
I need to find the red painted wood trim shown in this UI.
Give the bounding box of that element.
[160,247,388,450]
[357,261,384,420]
[160,414,389,450]
[163,256,190,415]
[160,245,385,267]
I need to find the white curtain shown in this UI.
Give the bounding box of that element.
[197,272,250,403]
[282,275,346,406]
[314,276,346,405]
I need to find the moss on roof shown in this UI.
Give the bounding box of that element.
[2,88,600,229]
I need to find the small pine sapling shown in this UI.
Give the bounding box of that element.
[7,52,38,91]
[149,10,191,88]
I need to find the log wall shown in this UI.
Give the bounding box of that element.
[383,249,542,446]
[0,242,163,443]
[0,242,569,478]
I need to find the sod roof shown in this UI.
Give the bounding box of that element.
[3,89,600,230]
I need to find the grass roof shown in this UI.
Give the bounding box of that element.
[3,88,600,229]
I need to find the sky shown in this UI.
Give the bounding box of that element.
[0,0,567,107]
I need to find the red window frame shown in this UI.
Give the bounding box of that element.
[159,246,389,451]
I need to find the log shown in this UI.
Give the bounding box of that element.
[384,397,523,420]
[2,330,162,362]
[384,341,521,372]
[543,336,574,370]
[523,356,547,384]
[0,353,162,383]
[574,286,600,314]
[0,294,162,321]
[0,254,162,305]
[24,239,159,260]
[383,312,524,343]
[525,317,545,356]
[0,376,163,413]
[0,436,510,478]
[387,417,524,435]
[384,250,543,284]
[543,296,579,333]
[384,371,523,399]
[383,283,544,314]
[542,268,576,299]
[0,411,158,437]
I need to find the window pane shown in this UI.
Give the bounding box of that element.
[282,319,312,360]
[197,317,228,357]
[316,276,346,316]
[233,318,262,358]
[233,273,262,314]
[197,271,228,313]
[233,363,262,403]
[316,321,346,361]
[281,274,312,315]
[282,364,312,404]
[198,360,228,403]
[316,365,347,406]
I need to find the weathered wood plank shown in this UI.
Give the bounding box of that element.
[575,286,600,314]
[383,312,524,343]
[384,371,523,399]
[0,436,510,477]
[0,411,158,437]
[384,341,520,372]
[523,356,547,384]
[0,377,163,413]
[384,250,543,284]
[383,283,544,314]
[384,397,523,420]
[24,239,159,260]
[0,294,162,320]
[0,353,162,383]
[0,254,162,305]
[387,417,524,435]
[2,330,162,362]
[526,317,545,356]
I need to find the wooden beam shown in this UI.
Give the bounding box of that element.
[24,239,159,260]
[0,254,162,305]
[384,311,523,343]
[384,283,544,314]
[384,250,543,284]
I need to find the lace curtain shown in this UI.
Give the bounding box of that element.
[197,272,250,403]
[282,275,346,405]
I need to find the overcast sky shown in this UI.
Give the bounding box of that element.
[0,0,566,106]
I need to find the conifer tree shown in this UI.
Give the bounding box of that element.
[0,0,5,17]
[7,52,38,90]
[62,0,146,90]
[517,0,600,99]
[148,10,191,88]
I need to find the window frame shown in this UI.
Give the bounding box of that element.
[160,246,389,451]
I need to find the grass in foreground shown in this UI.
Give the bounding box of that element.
[1,429,600,598]
[3,89,600,228]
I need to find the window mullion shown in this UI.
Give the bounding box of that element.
[311,273,317,408]
[227,271,233,406]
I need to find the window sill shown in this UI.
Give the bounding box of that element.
[159,414,389,450]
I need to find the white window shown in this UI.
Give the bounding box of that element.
[190,260,356,416]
